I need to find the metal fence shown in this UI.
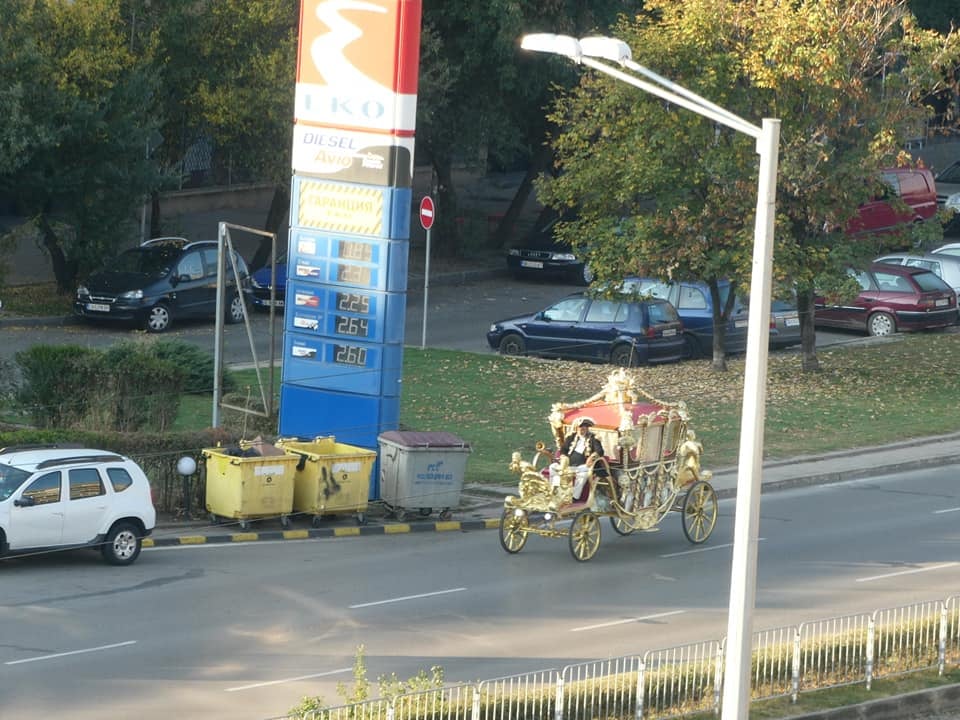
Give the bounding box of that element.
[275,593,960,720]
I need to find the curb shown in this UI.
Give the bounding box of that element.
[144,517,501,548]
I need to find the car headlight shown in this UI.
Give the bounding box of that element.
[551,252,577,261]
[489,324,499,332]
[76,285,89,300]
[250,276,264,289]
[946,193,960,213]
[119,289,143,300]
[507,249,520,257]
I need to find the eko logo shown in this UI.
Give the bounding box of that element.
[295,0,421,132]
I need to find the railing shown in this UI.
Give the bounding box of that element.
[274,593,960,720]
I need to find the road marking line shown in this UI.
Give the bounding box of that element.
[933,507,960,514]
[226,667,352,692]
[350,587,466,609]
[5,640,136,665]
[659,538,765,558]
[572,610,685,632]
[856,562,958,583]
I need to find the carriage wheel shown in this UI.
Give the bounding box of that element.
[569,510,601,562]
[499,508,529,554]
[682,480,718,544]
[610,515,636,536]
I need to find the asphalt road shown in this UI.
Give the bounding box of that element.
[0,275,858,364]
[1,464,958,720]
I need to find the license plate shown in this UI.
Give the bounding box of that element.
[86,303,110,312]
[735,319,749,328]
[785,318,800,326]
[936,298,949,307]
[263,299,284,307]
[520,260,543,269]
[662,328,677,336]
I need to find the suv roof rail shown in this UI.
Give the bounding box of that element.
[0,443,84,455]
[36,454,125,469]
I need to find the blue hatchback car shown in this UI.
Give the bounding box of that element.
[486,291,686,367]
[247,261,287,310]
[620,278,801,358]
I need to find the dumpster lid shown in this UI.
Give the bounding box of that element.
[378,431,469,449]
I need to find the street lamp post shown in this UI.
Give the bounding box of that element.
[521,33,780,719]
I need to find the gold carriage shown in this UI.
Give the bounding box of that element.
[499,369,718,562]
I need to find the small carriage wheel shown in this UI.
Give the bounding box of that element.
[610,516,636,536]
[499,508,529,554]
[682,480,718,544]
[569,510,601,562]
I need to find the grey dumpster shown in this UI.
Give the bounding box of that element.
[377,431,471,521]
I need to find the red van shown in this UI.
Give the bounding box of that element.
[848,167,938,235]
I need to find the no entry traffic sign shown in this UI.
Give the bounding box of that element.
[419,195,435,230]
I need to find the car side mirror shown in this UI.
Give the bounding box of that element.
[534,311,546,321]
[14,496,35,508]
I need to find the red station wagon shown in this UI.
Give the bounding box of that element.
[814,263,957,337]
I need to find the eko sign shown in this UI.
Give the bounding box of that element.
[280,0,422,471]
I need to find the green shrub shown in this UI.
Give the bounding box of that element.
[15,342,186,432]
[15,345,101,427]
[142,338,237,394]
[100,343,185,432]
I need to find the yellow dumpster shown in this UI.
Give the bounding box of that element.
[203,442,298,530]
[276,436,376,526]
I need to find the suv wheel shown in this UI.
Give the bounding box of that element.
[227,294,245,324]
[145,304,172,333]
[102,522,142,565]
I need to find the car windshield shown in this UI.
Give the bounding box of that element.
[113,247,180,277]
[912,271,950,292]
[0,462,31,501]
[937,163,960,183]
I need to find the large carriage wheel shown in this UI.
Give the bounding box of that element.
[610,516,636,536]
[569,510,601,562]
[681,480,718,544]
[499,508,529,554]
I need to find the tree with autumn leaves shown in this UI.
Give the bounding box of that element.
[537,0,960,371]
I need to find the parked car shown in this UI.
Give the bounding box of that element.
[847,167,938,236]
[932,242,960,258]
[75,237,249,332]
[0,445,156,565]
[619,277,801,358]
[247,260,288,310]
[486,292,685,366]
[934,159,960,211]
[814,263,957,336]
[505,211,592,286]
[874,252,960,299]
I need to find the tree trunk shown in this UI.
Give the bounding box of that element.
[150,192,162,238]
[797,285,820,372]
[249,183,289,271]
[708,280,731,372]
[488,142,553,250]
[37,215,74,294]
[433,157,462,257]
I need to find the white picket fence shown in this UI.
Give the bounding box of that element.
[272,593,960,720]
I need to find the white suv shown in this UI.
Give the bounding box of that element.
[0,445,156,565]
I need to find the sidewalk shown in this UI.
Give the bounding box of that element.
[145,431,960,547]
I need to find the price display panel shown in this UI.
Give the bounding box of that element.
[283,333,402,397]
[285,282,406,344]
[288,231,409,293]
